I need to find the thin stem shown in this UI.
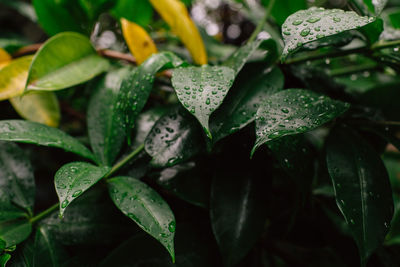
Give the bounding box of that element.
[29,203,58,224]
[371,39,400,50]
[329,62,378,76]
[247,0,275,43]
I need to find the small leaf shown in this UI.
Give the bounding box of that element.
[54,162,110,217]
[26,32,109,91]
[32,226,68,266]
[121,18,158,65]
[281,7,375,59]
[10,91,60,127]
[326,127,394,266]
[0,217,32,247]
[0,55,33,100]
[0,253,11,267]
[87,67,131,165]
[0,141,35,212]
[107,176,176,262]
[149,0,207,65]
[145,106,204,167]
[0,120,96,162]
[252,89,349,156]
[171,65,235,138]
[112,0,153,27]
[0,48,11,69]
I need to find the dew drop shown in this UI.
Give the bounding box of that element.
[61,200,69,208]
[168,221,176,233]
[300,28,311,37]
[292,19,303,25]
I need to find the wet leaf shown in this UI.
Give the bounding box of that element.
[171,65,235,138]
[26,32,109,91]
[107,176,176,262]
[54,162,110,217]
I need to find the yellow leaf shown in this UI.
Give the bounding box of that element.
[0,55,33,100]
[10,91,60,127]
[0,48,12,70]
[149,0,207,65]
[121,18,158,65]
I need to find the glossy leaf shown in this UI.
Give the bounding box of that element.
[0,55,32,101]
[252,89,349,156]
[210,67,284,143]
[26,32,109,91]
[261,0,307,25]
[112,0,153,27]
[121,18,158,65]
[171,65,235,138]
[0,48,11,69]
[0,217,31,247]
[210,172,269,266]
[87,67,131,166]
[54,162,110,217]
[117,52,185,139]
[107,176,176,262]
[10,91,60,127]
[0,141,35,212]
[149,0,207,65]
[0,253,10,267]
[326,127,394,266]
[0,120,95,161]
[144,106,204,167]
[281,7,376,59]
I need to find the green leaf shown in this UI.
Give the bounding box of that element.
[107,176,176,262]
[144,106,204,167]
[79,0,115,21]
[261,0,307,25]
[54,162,110,217]
[171,65,235,138]
[112,0,153,27]
[87,67,131,166]
[0,253,11,267]
[0,120,96,162]
[0,141,34,212]
[351,0,388,16]
[26,32,109,91]
[117,52,185,139]
[326,127,394,266]
[210,66,284,143]
[32,226,68,266]
[281,7,375,60]
[0,217,32,247]
[210,172,269,266]
[252,89,349,156]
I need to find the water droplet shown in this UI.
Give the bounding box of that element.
[333,17,341,22]
[300,28,310,37]
[281,108,290,114]
[307,17,320,23]
[350,219,355,224]
[168,221,176,233]
[283,31,291,36]
[61,200,69,208]
[72,190,82,197]
[205,98,211,105]
[292,19,303,25]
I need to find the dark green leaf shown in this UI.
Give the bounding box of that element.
[107,176,176,262]
[0,217,31,247]
[79,0,115,21]
[144,106,204,168]
[252,89,349,156]
[112,0,153,27]
[326,127,394,266]
[54,162,110,217]
[0,141,34,213]
[117,52,185,139]
[0,120,96,162]
[26,32,109,91]
[0,239,5,251]
[261,0,307,25]
[171,65,235,138]
[0,253,11,267]
[32,226,68,266]
[87,67,131,166]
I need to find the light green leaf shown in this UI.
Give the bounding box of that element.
[252,89,349,156]
[0,120,96,162]
[55,162,110,217]
[171,65,235,138]
[107,176,176,262]
[0,253,11,267]
[26,32,109,91]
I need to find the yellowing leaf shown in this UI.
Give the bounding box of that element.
[0,55,33,100]
[121,18,158,65]
[149,0,207,65]
[10,91,60,127]
[0,48,12,70]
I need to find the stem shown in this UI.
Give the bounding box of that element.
[29,203,58,224]
[329,62,378,76]
[247,0,275,43]
[371,39,400,50]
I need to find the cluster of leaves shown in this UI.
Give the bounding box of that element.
[0,0,400,266]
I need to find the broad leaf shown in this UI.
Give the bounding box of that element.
[26,32,109,91]
[54,162,110,216]
[121,18,158,65]
[107,176,176,262]
[210,172,269,266]
[10,91,60,127]
[252,89,349,156]
[210,66,284,143]
[0,217,31,247]
[117,52,185,139]
[171,65,235,138]
[0,120,96,162]
[326,127,394,266]
[144,106,204,167]
[112,0,153,27]
[87,67,131,166]
[281,7,376,59]
[0,141,34,212]
[32,226,68,266]
[149,0,207,64]
[0,55,32,100]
